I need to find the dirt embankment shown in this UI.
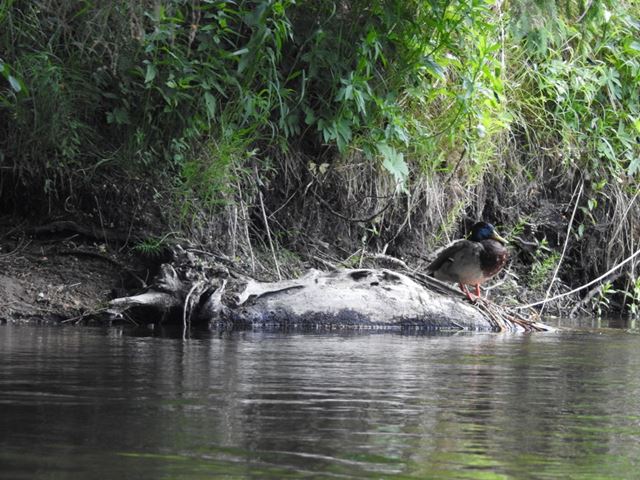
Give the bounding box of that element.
[0,219,144,323]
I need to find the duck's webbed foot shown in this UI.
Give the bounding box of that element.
[459,283,477,303]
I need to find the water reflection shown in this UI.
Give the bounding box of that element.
[547,314,638,331]
[1,325,640,479]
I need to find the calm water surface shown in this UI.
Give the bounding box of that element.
[1,323,640,479]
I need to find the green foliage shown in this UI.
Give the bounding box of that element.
[0,58,26,96]
[508,0,640,180]
[623,277,640,318]
[592,281,616,318]
[529,240,560,290]
[505,0,639,314]
[175,132,254,219]
[2,1,637,199]
[0,0,509,207]
[133,232,176,257]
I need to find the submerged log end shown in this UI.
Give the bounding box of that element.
[107,292,180,315]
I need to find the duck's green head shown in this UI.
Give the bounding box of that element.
[469,222,508,244]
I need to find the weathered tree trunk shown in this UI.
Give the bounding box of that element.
[107,246,552,332]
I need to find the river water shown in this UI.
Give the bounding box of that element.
[1,323,640,479]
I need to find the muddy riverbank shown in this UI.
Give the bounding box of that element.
[0,218,550,331]
[0,219,144,323]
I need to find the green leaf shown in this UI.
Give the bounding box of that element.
[334,118,352,152]
[8,75,21,92]
[144,63,157,84]
[597,138,615,161]
[628,157,640,177]
[303,106,315,125]
[423,57,446,80]
[378,143,408,187]
[204,91,216,119]
[107,108,130,125]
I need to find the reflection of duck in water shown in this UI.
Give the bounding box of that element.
[427,222,509,301]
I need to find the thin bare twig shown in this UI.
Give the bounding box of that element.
[444,147,467,185]
[366,253,410,270]
[569,272,623,317]
[517,246,640,310]
[60,307,108,324]
[259,190,282,280]
[576,0,594,22]
[236,178,256,275]
[310,255,339,271]
[0,238,30,259]
[94,195,109,249]
[311,189,394,223]
[540,180,583,315]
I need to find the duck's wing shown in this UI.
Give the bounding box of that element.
[426,240,483,282]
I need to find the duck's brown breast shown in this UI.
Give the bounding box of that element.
[479,240,509,278]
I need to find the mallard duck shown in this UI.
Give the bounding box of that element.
[427,222,509,301]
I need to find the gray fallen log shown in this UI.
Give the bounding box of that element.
[226,268,515,331]
[107,247,551,332]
